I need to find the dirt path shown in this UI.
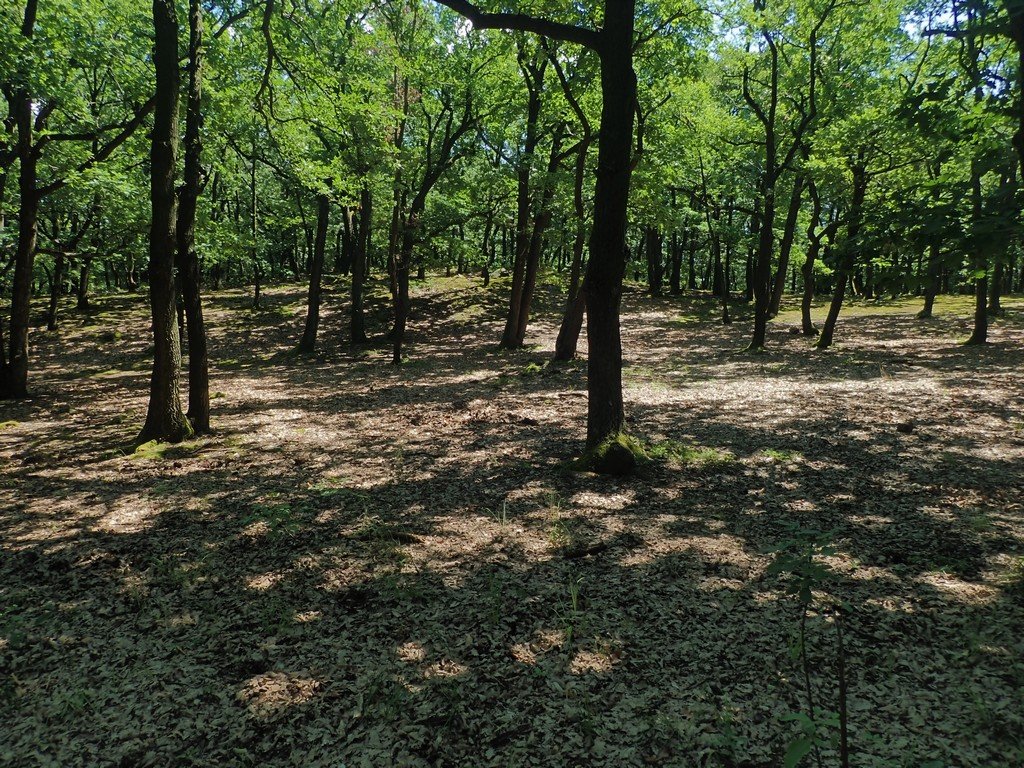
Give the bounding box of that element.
[2,278,1022,767]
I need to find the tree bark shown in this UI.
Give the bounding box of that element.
[769,174,804,317]
[350,187,371,344]
[140,0,192,443]
[817,157,867,350]
[582,6,635,447]
[2,0,39,399]
[299,192,331,352]
[177,0,210,433]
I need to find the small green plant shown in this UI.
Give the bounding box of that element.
[1003,557,1024,602]
[521,361,544,377]
[762,448,803,463]
[244,502,299,538]
[766,525,850,768]
[557,575,586,646]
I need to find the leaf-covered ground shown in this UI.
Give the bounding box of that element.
[1,277,1023,767]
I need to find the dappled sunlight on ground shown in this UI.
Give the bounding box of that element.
[1,278,1022,766]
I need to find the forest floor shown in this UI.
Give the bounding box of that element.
[1,275,1023,768]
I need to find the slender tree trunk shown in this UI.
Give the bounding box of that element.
[177,0,210,433]
[769,174,804,317]
[350,187,370,344]
[46,254,66,331]
[299,192,330,352]
[554,222,587,361]
[818,158,867,350]
[966,161,988,345]
[501,60,543,350]
[140,0,191,443]
[514,129,561,346]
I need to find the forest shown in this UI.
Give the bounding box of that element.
[1,0,1022,765]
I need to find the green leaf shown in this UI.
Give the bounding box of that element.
[783,736,813,768]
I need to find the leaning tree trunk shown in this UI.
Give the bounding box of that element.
[818,158,867,350]
[140,0,192,443]
[176,0,210,433]
[298,192,330,352]
[768,174,804,318]
[553,221,587,362]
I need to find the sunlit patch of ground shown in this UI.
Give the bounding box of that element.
[1,278,1023,767]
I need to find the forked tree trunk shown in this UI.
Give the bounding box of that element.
[140,0,192,443]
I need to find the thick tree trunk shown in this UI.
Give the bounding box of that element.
[77,257,93,311]
[3,2,40,399]
[140,0,192,443]
[582,8,635,448]
[645,227,663,296]
[177,0,210,433]
[298,192,331,352]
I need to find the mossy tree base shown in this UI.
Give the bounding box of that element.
[570,433,648,476]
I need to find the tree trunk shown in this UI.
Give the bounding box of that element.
[501,58,543,350]
[818,158,867,350]
[177,0,210,433]
[140,0,191,443]
[965,161,988,345]
[3,0,40,399]
[645,227,663,296]
[298,192,330,352]
[554,221,588,361]
[350,187,370,344]
[583,8,635,448]
[768,174,804,317]
[46,254,65,331]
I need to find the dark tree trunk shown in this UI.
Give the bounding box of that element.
[818,157,867,350]
[77,257,93,311]
[2,0,39,399]
[769,174,804,317]
[298,192,331,352]
[140,0,191,443]
[501,51,544,350]
[350,187,370,344]
[965,161,988,345]
[582,7,635,447]
[177,0,210,433]
[514,128,562,346]
[554,222,587,361]
[46,254,65,331]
